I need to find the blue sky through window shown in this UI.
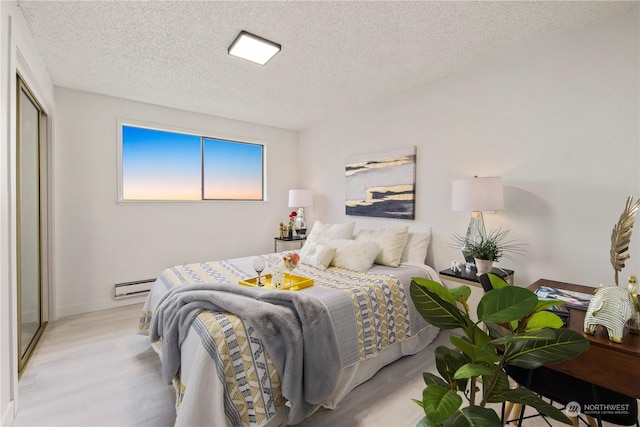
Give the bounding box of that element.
[203,138,263,200]
[121,125,263,201]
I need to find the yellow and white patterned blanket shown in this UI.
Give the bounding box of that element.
[139,254,435,426]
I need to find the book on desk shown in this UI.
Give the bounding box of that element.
[534,285,593,310]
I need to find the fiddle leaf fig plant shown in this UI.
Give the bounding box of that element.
[410,274,590,427]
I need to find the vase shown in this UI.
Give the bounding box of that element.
[474,258,493,276]
[294,215,307,237]
[287,228,293,239]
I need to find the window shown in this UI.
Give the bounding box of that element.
[203,138,264,200]
[120,123,264,201]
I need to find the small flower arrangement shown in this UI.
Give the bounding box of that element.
[283,252,300,267]
[288,211,297,230]
[272,253,300,288]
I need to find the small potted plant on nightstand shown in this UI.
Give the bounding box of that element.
[453,228,524,275]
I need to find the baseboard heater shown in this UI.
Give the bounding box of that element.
[114,279,155,300]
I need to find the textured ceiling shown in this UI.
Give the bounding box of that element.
[17,1,637,131]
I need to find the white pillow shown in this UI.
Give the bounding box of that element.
[300,242,336,270]
[328,240,380,272]
[400,228,432,264]
[355,226,409,267]
[306,220,355,244]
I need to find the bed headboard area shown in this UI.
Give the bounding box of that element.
[299,220,432,272]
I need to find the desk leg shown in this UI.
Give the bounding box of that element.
[586,416,598,427]
[503,401,521,425]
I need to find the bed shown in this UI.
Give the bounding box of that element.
[138,223,441,426]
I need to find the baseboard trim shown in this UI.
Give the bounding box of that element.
[2,399,15,427]
[56,295,147,318]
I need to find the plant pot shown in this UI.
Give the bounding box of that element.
[474,258,493,276]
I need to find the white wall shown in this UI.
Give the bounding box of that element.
[300,9,640,289]
[0,1,55,424]
[53,88,299,317]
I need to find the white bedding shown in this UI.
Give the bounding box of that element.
[139,254,441,426]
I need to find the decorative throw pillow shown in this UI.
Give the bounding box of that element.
[355,226,409,267]
[328,240,380,272]
[300,242,336,270]
[306,220,356,244]
[400,228,432,264]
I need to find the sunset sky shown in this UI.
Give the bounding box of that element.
[122,126,263,200]
[203,138,263,200]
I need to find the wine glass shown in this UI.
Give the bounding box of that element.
[284,253,299,285]
[252,258,266,287]
[284,259,297,285]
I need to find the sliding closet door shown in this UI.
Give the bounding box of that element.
[17,76,47,375]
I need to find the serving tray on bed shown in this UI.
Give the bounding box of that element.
[239,273,314,291]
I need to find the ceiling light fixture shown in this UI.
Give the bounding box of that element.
[228,31,281,65]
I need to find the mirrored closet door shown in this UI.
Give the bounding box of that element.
[17,76,47,375]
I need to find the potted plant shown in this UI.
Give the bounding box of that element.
[453,228,524,274]
[410,274,589,426]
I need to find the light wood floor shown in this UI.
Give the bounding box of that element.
[11,303,626,427]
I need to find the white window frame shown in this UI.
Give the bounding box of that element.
[116,119,267,202]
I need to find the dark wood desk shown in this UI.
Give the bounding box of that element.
[529,279,640,399]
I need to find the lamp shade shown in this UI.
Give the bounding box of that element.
[451,177,504,212]
[288,189,313,207]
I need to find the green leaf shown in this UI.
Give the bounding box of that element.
[450,285,472,303]
[411,280,468,330]
[458,406,502,427]
[449,335,501,364]
[472,325,492,347]
[423,372,449,388]
[525,311,564,331]
[436,406,503,427]
[435,346,469,391]
[478,287,538,323]
[490,328,555,346]
[454,363,495,379]
[412,277,457,304]
[483,370,512,403]
[488,273,510,289]
[491,387,574,425]
[413,398,424,409]
[484,321,514,339]
[423,384,463,424]
[534,299,566,312]
[505,328,590,369]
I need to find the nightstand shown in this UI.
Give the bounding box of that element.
[274,236,306,252]
[439,266,514,287]
[439,266,515,323]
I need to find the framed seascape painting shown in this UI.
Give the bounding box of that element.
[345,146,416,220]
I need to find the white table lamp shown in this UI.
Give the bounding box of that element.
[451,177,504,264]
